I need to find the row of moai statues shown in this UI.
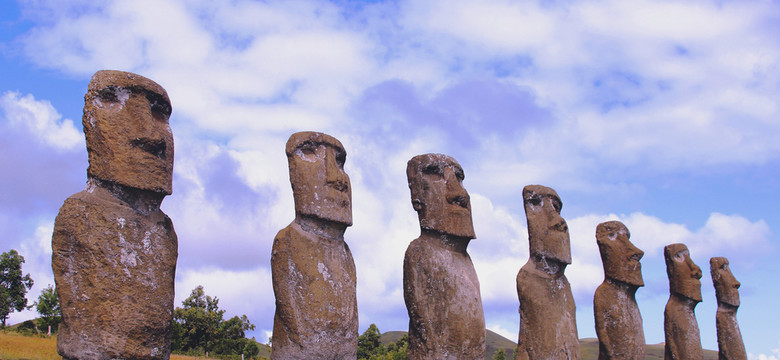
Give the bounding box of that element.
[50,70,746,360]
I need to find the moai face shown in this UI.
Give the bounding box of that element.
[596,221,644,287]
[710,257,740,308]
[286,131,352,226]
[664,243,702,302]
[523,185,571,265]
[83,70,174,194]
[407,153,475,239]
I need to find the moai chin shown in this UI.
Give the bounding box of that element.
[403,153,486,360]
[52,70,178,360]
[271,131,358,360]
[515,185,579,360]
[663,243,703,360]
[710,257,747,360]
[593,221,646,360]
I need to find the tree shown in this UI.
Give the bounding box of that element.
[357,325,408,360]
[173,285,224,353]
[358,323,383,359]
[0,249,34,327]
[171,285,258,358]
[34,284,61,335]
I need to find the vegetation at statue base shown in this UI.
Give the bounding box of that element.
[172,285,266,359]
[358,324,408,360]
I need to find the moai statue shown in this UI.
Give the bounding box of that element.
[593,221,645,360]
[271,131,358,360]
[403,153,486,360]
[710,257,747,360]
[52,70,177,360]
[515,185,579,360]
[663,243,703,360]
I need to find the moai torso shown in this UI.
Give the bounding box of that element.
[711,257,747,360]
[515,265,578,360]
[53,184,177,360]
[663,243,703,360]
[515,185,579,360]
[52,70,177,360]
[271,221,358,359]
[403,154,486,360]
[404,235,485,359]
[593,221,645,360]
[271,132,358,360]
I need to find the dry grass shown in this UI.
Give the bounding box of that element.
[0,331,217,360]
[0,331,60,360]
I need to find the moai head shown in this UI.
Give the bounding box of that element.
[286,131,352,226]
[523,185,571,265]
[596,221,644,287]
[664,243,702,302]
[710,257,740,308]
[407,153,475,239]
[83,70,173,194]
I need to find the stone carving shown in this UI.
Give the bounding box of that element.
[271,131,358,360]
[52,70,177,360]
[515,185,579,360]
[711,257,747,360]
[663,243,703,360]
[403,153,486,360]
[593,221,645,360]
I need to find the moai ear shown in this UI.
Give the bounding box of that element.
[412,199,424,212]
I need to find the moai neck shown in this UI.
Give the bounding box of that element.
[531,254,567,279]
[295,214,347,242]
[605,277,640,297]
[86,177,164,215]
[669,292,700,311]
[420,228,470,254]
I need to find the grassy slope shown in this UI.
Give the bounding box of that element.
[0,330,271,360]
[382,331,719,360]
[1,328,719,360]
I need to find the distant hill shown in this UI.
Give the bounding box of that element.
[381,331,719,360]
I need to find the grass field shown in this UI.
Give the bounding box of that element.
[0,331,257,360]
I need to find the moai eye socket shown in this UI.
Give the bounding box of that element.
[422,163,443,178]
[146,93,171,121]
[98,87,119,103]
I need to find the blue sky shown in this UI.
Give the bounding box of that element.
[2,0,779,358]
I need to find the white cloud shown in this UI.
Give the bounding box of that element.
[750,341,780,360]
[0,91,82,151]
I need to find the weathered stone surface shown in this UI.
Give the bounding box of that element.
[403,154,485,360]
[710,257,747,360]
[593,221,645,360]
[663,243,703,360]
[271,131,357,360]
[52,70,177,360]
[515,185,579,360]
